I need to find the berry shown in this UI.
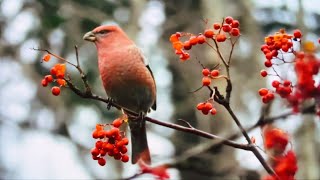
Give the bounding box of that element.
[204,29,214,38]
[56,79,66,86]
[169,34,179,42]
[91,148,100,157]
[202,68,210,76]
[213,23,221,30]
[41,79,48,87]
[204,102,213,111]
[216,34,227,42]
[230,28,240,36]
[264,60,272,67]
[51,86,61,96]
[210,108,217,115]
[222,24,231,32]
[202,76,211,86]
[283,80,291,87]
[121,155,129,162]
[95,140,103,149]
[180,52,190,61]
[122,138,129,145]
[50,67,57,76]
[231,20,239,28]
[210,70,219,77]
[98,158,106,166]
[259,88,269,96]
[197,103,205,110]
[293,29,302,38]
[45,75,53,83]
[260,70,268,77]
[225,16,233,24]
[272,80,280,88]
[42,54,51,62]
[189,36,198,45]
[183,41,192,50]
[112,118,123,128]
[197,34,206,44]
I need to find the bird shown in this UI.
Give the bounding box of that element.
[83,25,156,164]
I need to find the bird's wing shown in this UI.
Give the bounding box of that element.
[135,46,157,111]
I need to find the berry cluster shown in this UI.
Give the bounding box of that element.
[91,118,129,166]
[263,126,297,180]
[259,29,320,115]
[170,16,240,61]
[201,68,220,86]
[196,102,217,115]
[40,54,66,96]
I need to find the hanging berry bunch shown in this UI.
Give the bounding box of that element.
[91,116,130,166]
[40,54,67,96]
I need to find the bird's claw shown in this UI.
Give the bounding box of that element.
[107,98,114,110]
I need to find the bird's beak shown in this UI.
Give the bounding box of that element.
[83,31,96,42]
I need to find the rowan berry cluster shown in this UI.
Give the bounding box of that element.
[263,126,297,180]
[201,68,220,86]
[196,101,217,115]
[259,29,320,115]
[40,54,66,96]
[91,117,129,166]
[169,16,240,61]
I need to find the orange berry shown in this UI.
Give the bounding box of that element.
[204,29,214,38]
[51,86,61,96]
[41,79,48,87]
[112,118,123,128]
[210,70,219,77]
[42,54,51,62]
[204,102,213,111]
[173,41,183,50]
[202,68,210,76]
[180,52,190,61]
[169,34,179,42]
[202,76,211,86]
[50,67,57,76]
[258,88,268,96]
[196,103,205,110]
[183,41,192,50]
[56,79,66,86]
[216,34,227,42]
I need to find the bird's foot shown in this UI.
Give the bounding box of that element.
[107,97,114,110]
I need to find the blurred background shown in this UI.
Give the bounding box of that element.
[0,0,319,179]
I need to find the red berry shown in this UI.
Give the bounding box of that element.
[95,141,103,149]
[222,24,231,32]
[109,128,120,136]
[180,52,190,61]
[202,76,211,86]
[183,41,192,50]
[216,34,227,42]
[210,108,217,115]
[197,34,206,44]
[204,102,213,111]
[92,130,99,139]
[202,109,209,115]
[210,70,219,77]
[112,118,123,128]
[272,80,280,88]
[45,75,53,83]
[169,34,179,42]
[230,28,240,36]
[197,103,205,110]
[120,146,128,154]
[225,16,233,24]
[91,148,100,157]
[121,154,129,162]
[202,68,210,76]
[259,88,268,96]
[265,52,273,60]
[122,137,129,145]
[260,70,268,77]
[293,29,302,38]
[266,93,275,101]
[92,155,99,160]
[283,80,291,87]
[50,67,57,76]
[189,36,198,45]
[51,86,61,96]
[231,20,239,28]
[41,79,48,87]
[264,60,272,67]
[98,158,106,166]
[213,23,221,30]
[114,153,122,160]
[204,29,214,38]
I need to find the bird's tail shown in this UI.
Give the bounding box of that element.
[128,117,151,164]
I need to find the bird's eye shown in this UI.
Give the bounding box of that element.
[99,30,110,34]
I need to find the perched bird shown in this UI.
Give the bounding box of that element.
[83,25,156,164]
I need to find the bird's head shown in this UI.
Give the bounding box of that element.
[83,25,132,49]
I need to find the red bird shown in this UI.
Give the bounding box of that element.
[83,25,156,164]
